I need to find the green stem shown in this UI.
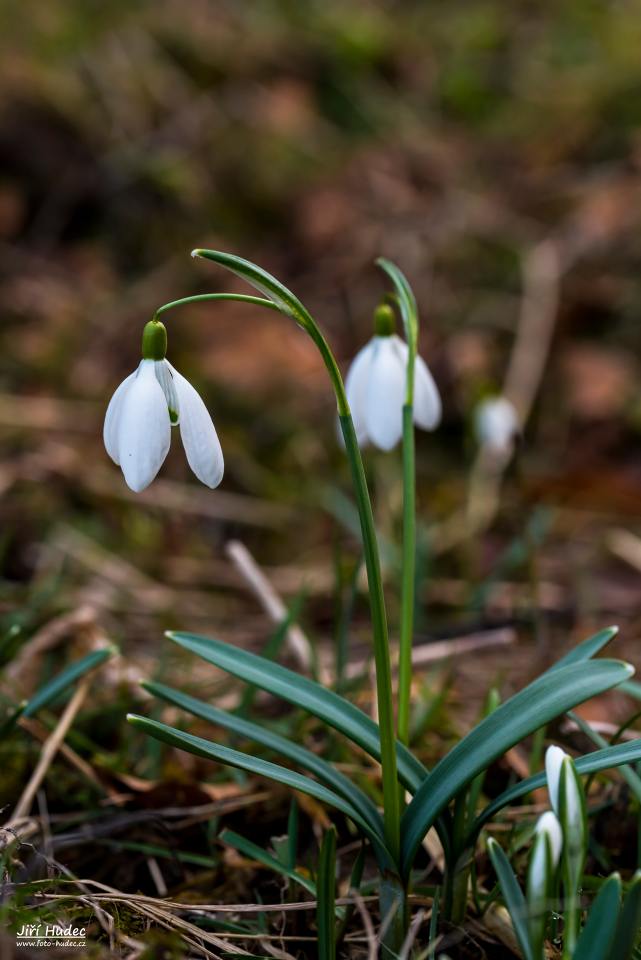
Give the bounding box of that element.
[340,415,400,865]
[562,865,580,958]
[398,403,416,747]
[154,292,280,318]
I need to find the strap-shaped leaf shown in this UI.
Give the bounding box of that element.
[619,679,641,700]
[376,258,418,353]
[400,660,633,877]
[192,250,313,329]
[317,827,337,960]
[543,626,618,674]
[142,680,384,841]
[219,828,316,896]
[127,713,395,870]
[573,873,622,960]
[166,631,427,792]
[610,871,641,960]
[24,647,116,718]
[487,838,533,960]
[470,738,641,842]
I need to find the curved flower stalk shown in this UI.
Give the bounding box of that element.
[104,318,223,492]
[344,305,441,451]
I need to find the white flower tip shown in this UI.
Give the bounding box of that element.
[122,466,154,493]
[191,248,204,259]
[535,811,563,867]
[545,745,568,812]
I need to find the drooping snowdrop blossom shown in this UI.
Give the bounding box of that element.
[344,304,441,451]
[475,396,519,456]
[104,318,223,492]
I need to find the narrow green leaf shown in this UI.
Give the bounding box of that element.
[317,827,337,960]
[127,714,395,870]
[471,738,641,841]
[401,660,633,876]
[142,680,385,842]
[220,828,316,896]
[376,258,418,351]
[620,680,641,701]
[487,839,533,960]
[567,710,641,805]
[192,249,313,329]
[573,873,622,960]
[544,626,618,674]
[286,800,298,872]
[610,871,641,960]
[336,844,365,944]
[166,631,427,792]
[0,700,26,737]
[24,647,116,717]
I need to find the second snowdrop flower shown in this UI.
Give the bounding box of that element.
[345,304,441,451]
[104,318,224,493]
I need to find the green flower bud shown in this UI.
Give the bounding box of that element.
[373,303,395,337]
[141,319,167,360]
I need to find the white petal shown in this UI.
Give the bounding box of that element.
[103,368,137,464]
[344,339,376,447]
[535,810,563,867]
[116,359,171,492]
[154,360,180,424]
[365,336,405,451]
[413,353,442,430]
[545,745,567,815]
[169,363,224,488]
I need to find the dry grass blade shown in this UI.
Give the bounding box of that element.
[226,539,320,677]
[352,891,378,960]
[9,677,91,824]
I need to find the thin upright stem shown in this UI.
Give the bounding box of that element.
[397,404,416,747]
[340,414,400,864]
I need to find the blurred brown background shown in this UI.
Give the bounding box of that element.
[3,0,641,688]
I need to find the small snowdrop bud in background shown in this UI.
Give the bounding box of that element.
[104,318,224,493]
[475,396,519,455]
[534,810,563,869]
[544,745,566,814]
[344,303,441,451]
[527,810,563,957]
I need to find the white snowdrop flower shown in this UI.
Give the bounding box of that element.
[544,745,567,815]
[345,305,441,451]
[104,318,224,493]
[535,810,563,868]
[545,744,587,891]
[475,396,519,455]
